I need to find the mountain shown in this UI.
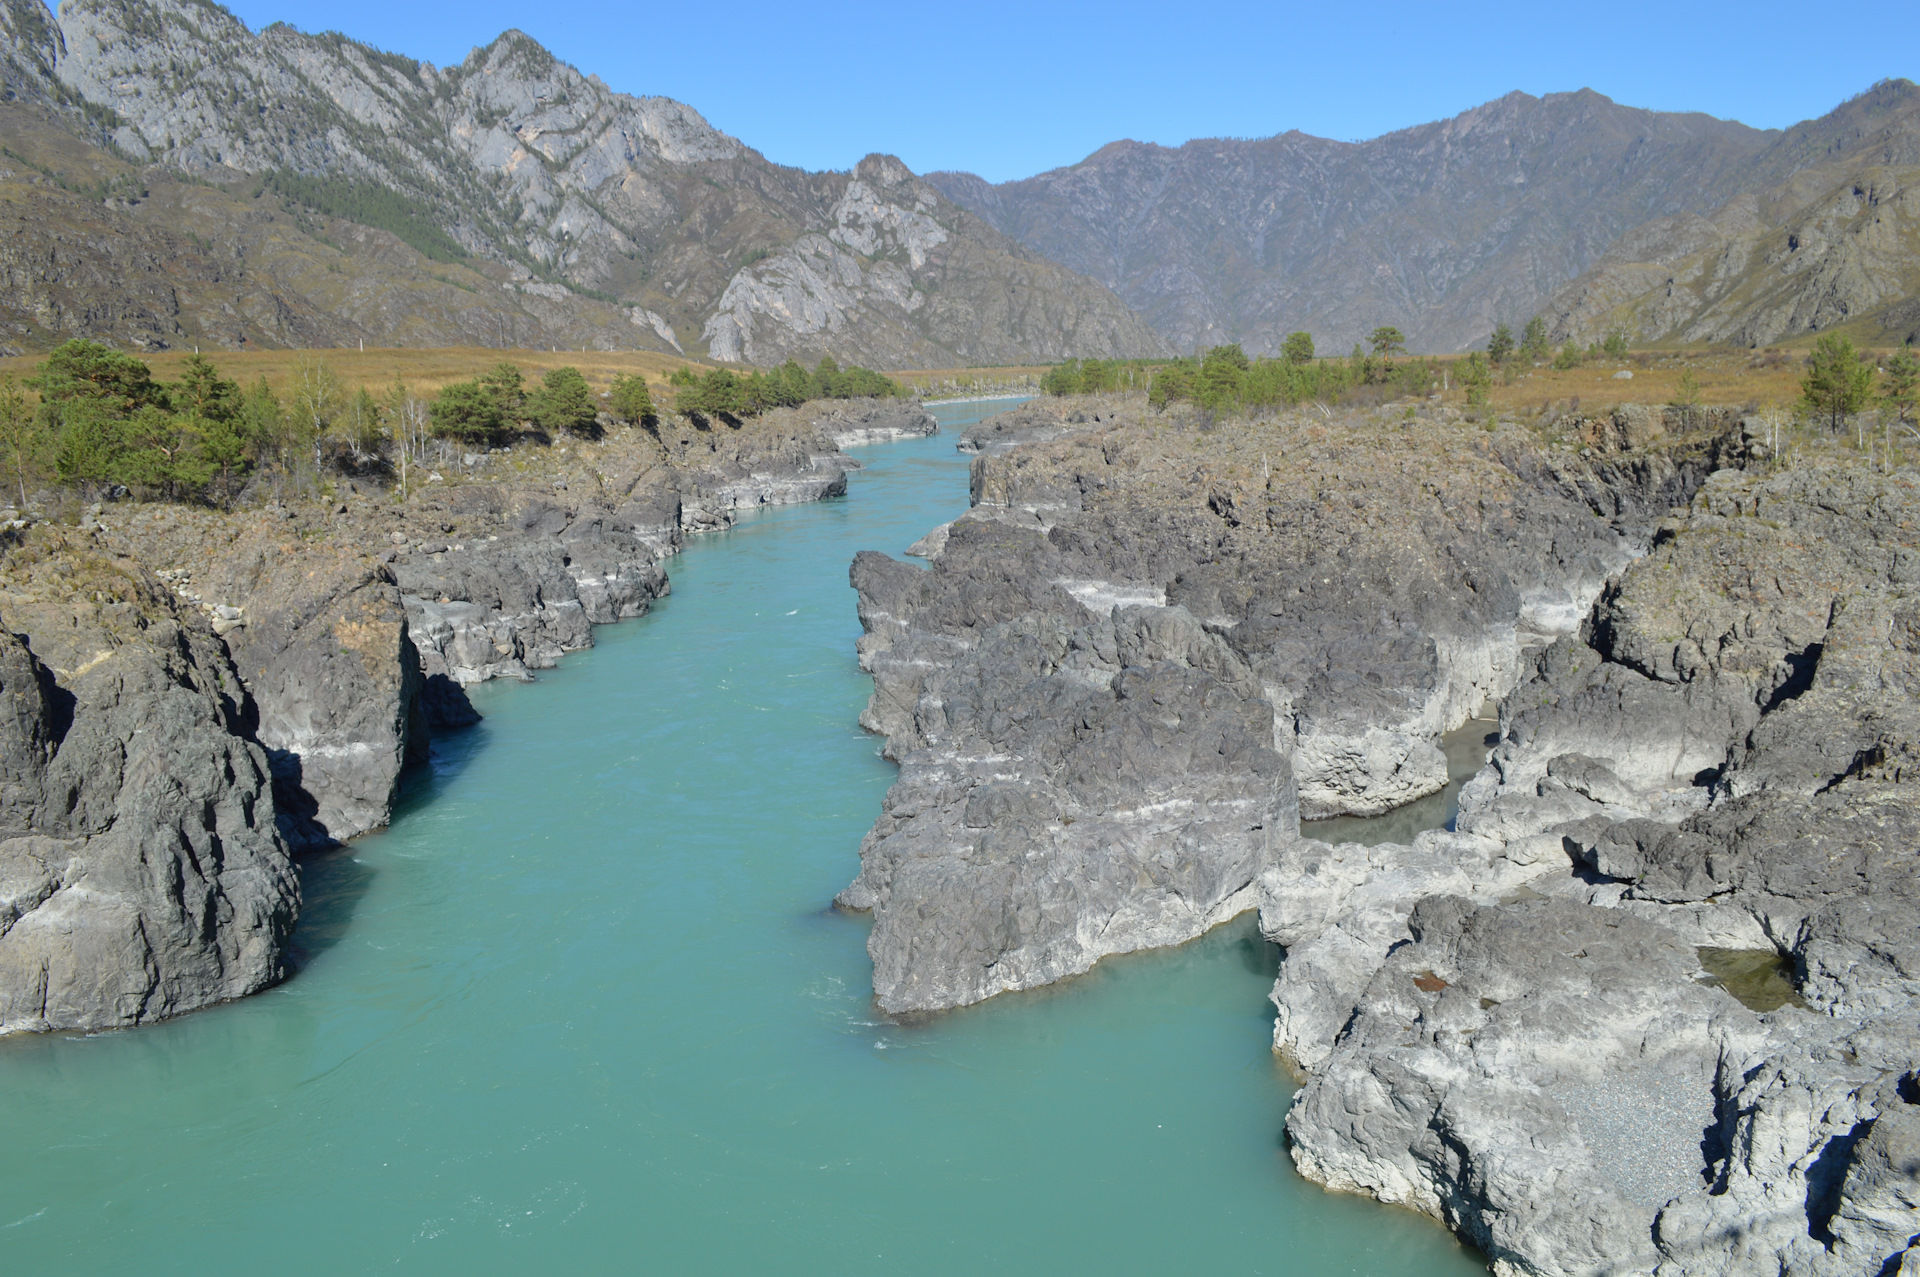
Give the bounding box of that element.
[928,90,1778,356]
[0,0,1165,365]
[1538,79,1920,349]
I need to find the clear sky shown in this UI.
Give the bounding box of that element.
[224,0,1918,184]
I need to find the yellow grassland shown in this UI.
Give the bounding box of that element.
[0,346,714,398]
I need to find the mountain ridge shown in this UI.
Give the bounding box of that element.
[1540,79,1920,348]
[0,0,1165,365]
[928,82,1920,355]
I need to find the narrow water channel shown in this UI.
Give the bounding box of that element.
[1307,716,1501,848]
[0,405,1485,1275]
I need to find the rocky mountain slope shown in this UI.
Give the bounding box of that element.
[850,394,1920,1274]
[930,81,1920,356]
[0,395,933,1033]
[0,0,1162,365]
[1540,79,1920,348]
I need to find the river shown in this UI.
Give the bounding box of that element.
[1,404,1485,1275]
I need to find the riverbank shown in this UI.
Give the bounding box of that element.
[0,397,936,1035]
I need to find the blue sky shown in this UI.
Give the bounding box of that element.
[226,0,1917,184]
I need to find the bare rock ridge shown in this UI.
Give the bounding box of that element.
[0,398,919,1032]
[0,0,1163,364]
[928,79,1920,355]
[855,394,1920,1275]
[840,395,1739,1013]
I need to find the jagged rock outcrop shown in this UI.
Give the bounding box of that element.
[1265,462,1920,1276]
[839,563,1292,1013]
[811,399,938,448]
[0,527,296,1034]
[842,395,1736,1013]
[702,155,1165,368]
[0,2,1162,364]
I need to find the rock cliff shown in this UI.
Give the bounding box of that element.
[843,395,1735,1013]
[858,393,1920,1272]
[0,527,296,1033]
[1269,461,1920,1276]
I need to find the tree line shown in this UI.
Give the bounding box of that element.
[0,341,911,510]
[665,356,903,421]
[1037,318,1918,431]
[1142,328,1441,413]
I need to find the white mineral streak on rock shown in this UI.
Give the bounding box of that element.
[1054,579,1167,614]
[628,308,682,352]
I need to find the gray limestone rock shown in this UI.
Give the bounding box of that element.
[0,534,296,1035]
[839,620,1292,1013]
[1264,463,1920,1277]
[846,398,1743,1019]
[813,400,939,448]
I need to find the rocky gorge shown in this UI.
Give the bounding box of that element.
[843,393,1920,1275]
[0,396,935,1035]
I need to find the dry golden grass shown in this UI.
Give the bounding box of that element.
[889,365,1049,395]
[0,346,712,397]
[1470,349,1821,416]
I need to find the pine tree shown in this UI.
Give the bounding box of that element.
[0,374,46,506]
[1801,334,1875,432]
[1520,317,1550,361]
[1881,348,1919,426]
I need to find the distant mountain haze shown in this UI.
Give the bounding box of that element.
[1539,78,1920,349]
[932,81,1920,355]
[928,91,1781,356]
[0,0,1164,364]
[0,0,1913,362]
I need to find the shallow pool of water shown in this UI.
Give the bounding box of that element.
[1306,717,1500,848]
[1,403,1485,1275]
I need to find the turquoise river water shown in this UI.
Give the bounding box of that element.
[2,403,1487,1275]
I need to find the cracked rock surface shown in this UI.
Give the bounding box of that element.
[1268,463,1920,1276]
[844,395,1739,1016]
[0,530,295,1034]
